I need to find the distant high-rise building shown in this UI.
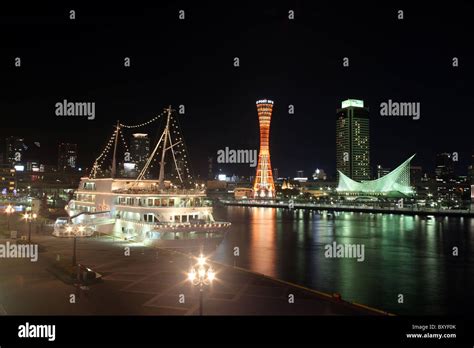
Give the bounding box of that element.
[312,168,327,180]
[208,157,214,179]
[468,153,474,185]
[470,153,474,202]
[26,161,40,172]
[130,133,150,177]
[410,166,423,185]
[336,99,370,181]
[376,165,391,179]
[0,165,16,194]
[58,143,78,171]
[5,137,25,167]
[435,152,454,181]
[296,170,304,178]
[273,168,279,180]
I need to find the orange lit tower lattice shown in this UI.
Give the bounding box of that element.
[253,99,276,198]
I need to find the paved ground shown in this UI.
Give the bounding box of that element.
[0,215,385,315]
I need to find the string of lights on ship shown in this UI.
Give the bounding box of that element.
[89,110,193,183]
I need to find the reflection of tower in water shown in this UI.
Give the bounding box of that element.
[249,208,276,275]
[253,99,276,198]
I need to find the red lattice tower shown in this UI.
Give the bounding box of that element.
[253,99,276,198]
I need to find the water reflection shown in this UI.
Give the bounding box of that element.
[213,206,474,315]
[248,207,276,275]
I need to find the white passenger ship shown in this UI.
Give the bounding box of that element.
[55,106,231,249]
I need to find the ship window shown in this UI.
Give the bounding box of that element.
[162,199,169,207]
[174,215,179,222]
[181,215,188,222]
[154,199,160,206]
[83,182,96,191]
[169,199,174,207]
[148,198,153,206]
[144,214,156,222]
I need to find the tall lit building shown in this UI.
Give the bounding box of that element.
[130,133,150,176]
[435,152,454,181]
[470,153,474,202]
[410,165,423,185]
[273,168,279,180]
[253,99,276,198]
[376,165,391,179]
[336,99,370,181]
[58,143,78,171]
[0,165,16,195]
[469,166,474,185]
[5,137,25,167]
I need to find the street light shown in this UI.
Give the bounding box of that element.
[23,212,37,243]
[66,224,85,266]
[5,204,14,232]
[187,254,215,316]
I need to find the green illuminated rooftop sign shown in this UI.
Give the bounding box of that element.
[341,99,364,108]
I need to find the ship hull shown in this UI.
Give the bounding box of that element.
[64,177,231,250]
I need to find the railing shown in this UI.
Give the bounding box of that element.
[221,200,473,215]
[112,188,206,195]
[115,202,211,208]
[118,218,231,229]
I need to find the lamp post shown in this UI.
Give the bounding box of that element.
[5,204,14,232]
[23,212,37,243]
[187,254,215,316]
[66,224,85,266]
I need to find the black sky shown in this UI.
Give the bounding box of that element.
[1,1,473,178]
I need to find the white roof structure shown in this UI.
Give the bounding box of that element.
[337,154,416,196]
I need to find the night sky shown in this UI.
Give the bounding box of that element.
[1,1,473,179]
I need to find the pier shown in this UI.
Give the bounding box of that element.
[221,200,474,218]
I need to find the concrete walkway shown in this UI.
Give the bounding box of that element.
[0,234,389,315]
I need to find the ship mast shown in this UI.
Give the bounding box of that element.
[158,106,172,189]
[111,120,120,178]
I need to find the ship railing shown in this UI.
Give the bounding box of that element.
[115,202,211,208]
[119,218,231,229]
[112,188,206,195]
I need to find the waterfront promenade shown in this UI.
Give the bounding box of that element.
[221,200,474,217]
[0,219,388,316]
